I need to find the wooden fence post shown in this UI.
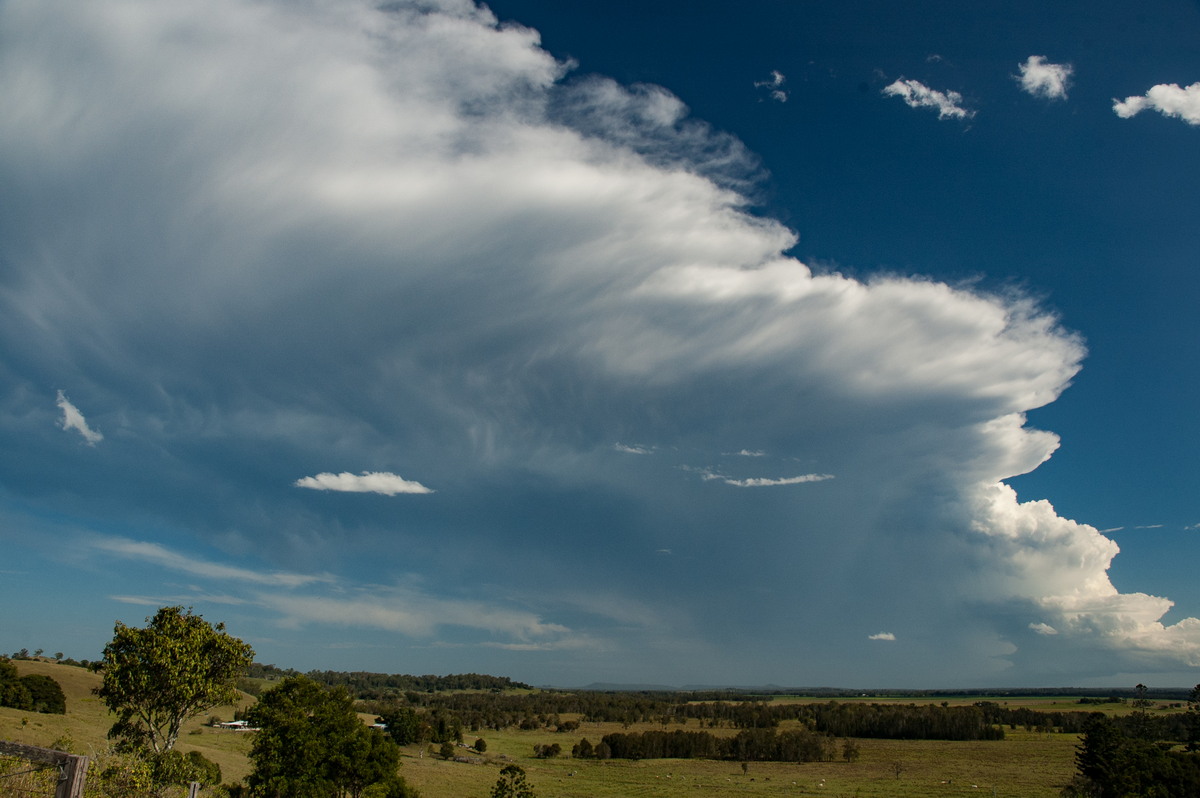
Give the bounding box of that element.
[56,754,89,798]
[187,781,201,798]
[0,740,89,798]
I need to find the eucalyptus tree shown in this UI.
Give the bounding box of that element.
[95,606,254,753]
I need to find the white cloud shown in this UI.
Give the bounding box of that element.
[0,0,1190,683]
[56,390,102,445]
[972,483,1200,669]
[1016,56,1073,100]
[111,593,249,606]
[869,632,896,641]
[92,537,332,588]
[262,590,571,642]
[294,471,433,495]
[1114,83,1200,125]
[882,78,974,119]
[718,473,834,488]
[754,70,788,103]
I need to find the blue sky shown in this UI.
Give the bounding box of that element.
[2,0,1199,688]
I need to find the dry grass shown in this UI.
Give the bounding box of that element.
[1,659,256,783]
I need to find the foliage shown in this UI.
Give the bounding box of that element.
[95,606,255,754]
[150,749,223,788]
[1070,712,1200,797]
[376,704,422,745]
[1186,684,1200,753]
[596,726,834,762]
[246,675,416,798]
[532,742,560,758]
[303,669,530,699]
[20,673,67,713]
[83,750,157,798]
[490,764,536,798]
[0,657,66,713]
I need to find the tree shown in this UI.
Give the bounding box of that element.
[246,676,414,798]
[490,764,536,798]
[474,738,487,753]
[21,674,66,714]
[1186,684,1200,753]
[95,606,254,754]
[376,704,421,745]
[0,657,33,711]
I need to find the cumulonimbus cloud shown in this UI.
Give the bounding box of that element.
[1114,83,1200,125]
[294,471,434,495]
[883,78,974,119]
[0,0,1193,683]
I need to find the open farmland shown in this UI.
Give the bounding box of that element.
[397,719,1081,798]
[4,662,1189,797]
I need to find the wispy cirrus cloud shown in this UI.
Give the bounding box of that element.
[883,78,974,119]
[261,590,571,642]
[91,537,332,588]
[294,471,433,495]
[684,464,834,488]
[1114,83,1200,125]
[716,473,835,488]
[1016,56,1073,100]
[56,390,102,445]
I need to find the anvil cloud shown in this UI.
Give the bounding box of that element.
[1,0,1196,687]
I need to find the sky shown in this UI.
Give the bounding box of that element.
[1,0,1199,689]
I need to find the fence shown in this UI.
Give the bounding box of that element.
[0,741,88,798]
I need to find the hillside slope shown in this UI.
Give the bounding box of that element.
[1,659,256,782]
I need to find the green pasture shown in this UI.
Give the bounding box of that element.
[398,719,1080,798]
[3,661,1155,797]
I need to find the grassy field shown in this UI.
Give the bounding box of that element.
[5,661,1159,797]
[1,659,256,783]
[397,720,1080,798]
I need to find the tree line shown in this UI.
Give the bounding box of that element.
[585,727,836,762]
[243,663,528,697]
[1065,688,1200,797]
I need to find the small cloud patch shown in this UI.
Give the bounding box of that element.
[294,471,433,495]
[718,473,834,488]
[754,70,788,103]
[1114,83,1200,125]
[869,632,896,641]
[1016,56,1073,100]
[56,390,103,445]
[883,78,973,119]
[1029,622,1058,636]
